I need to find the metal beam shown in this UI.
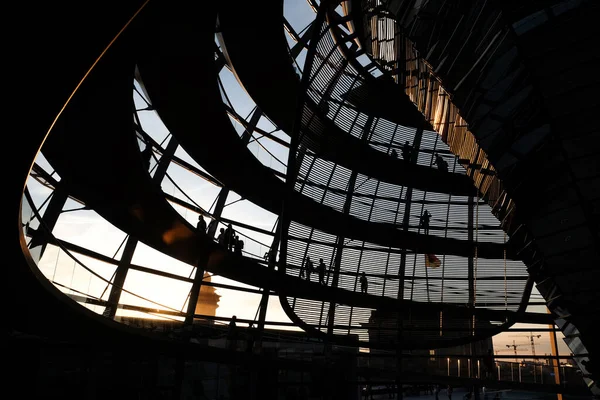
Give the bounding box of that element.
[102,237,137,319]
[104,130,180,320]
[396,121,424,399]
[206,107,261,239]
[151,134,178,184]
[256,220,282,348]
[28,181,69,259]
[279,0,329,308]
[468,194,475,305]
[326,116,374,341]
[188,108,263,329]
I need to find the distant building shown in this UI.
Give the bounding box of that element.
[363,309,493,377]
[194,272,220,320]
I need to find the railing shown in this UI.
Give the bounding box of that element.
[355,355,585,387]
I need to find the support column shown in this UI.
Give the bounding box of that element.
[396,123,424,400]
[468,194,476,386]
[466,145,481,396]
[548,309,563,400]
[397,124,423,299]
[255,221,282,349]
[187,107,263,325]
[279,0,328,292]
[290,21,314,59]
[103,237,137,319]
[151,135,179,184]
[181,109,263,375]
[184,248,210,326]
[207,107,261,239]
[326,116,373,345]
[28,181,69,259]
[104,134,179,320]
[207,188,228,238]
[468,194,475,305]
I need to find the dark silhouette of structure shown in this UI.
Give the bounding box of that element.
[141,143,153,171]
[9,0,599,398]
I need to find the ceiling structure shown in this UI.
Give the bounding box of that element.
[8,0,598,396]
[344,0,599,382]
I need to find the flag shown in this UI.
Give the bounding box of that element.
[425,253,441,268]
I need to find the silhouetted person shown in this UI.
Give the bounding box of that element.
[197,215,207,234]
[446,385,453,400]
[364,382,374,400]
[434,384,441,400]
[300,256,311,279]
[318,258,327,285]
[391,149,398,158]
[304,256,314,281]
[402,141,412,161]
[225,223,234,251]
[234,235,243,255]
[217,227,225,246]
[141,143,153,171]
[435,153,448,172]
[420,209,431,234]
[482,349,495,379]
[227,315,237,350]
[360,272,368,294]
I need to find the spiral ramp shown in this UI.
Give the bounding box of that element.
[7,0,598,397]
